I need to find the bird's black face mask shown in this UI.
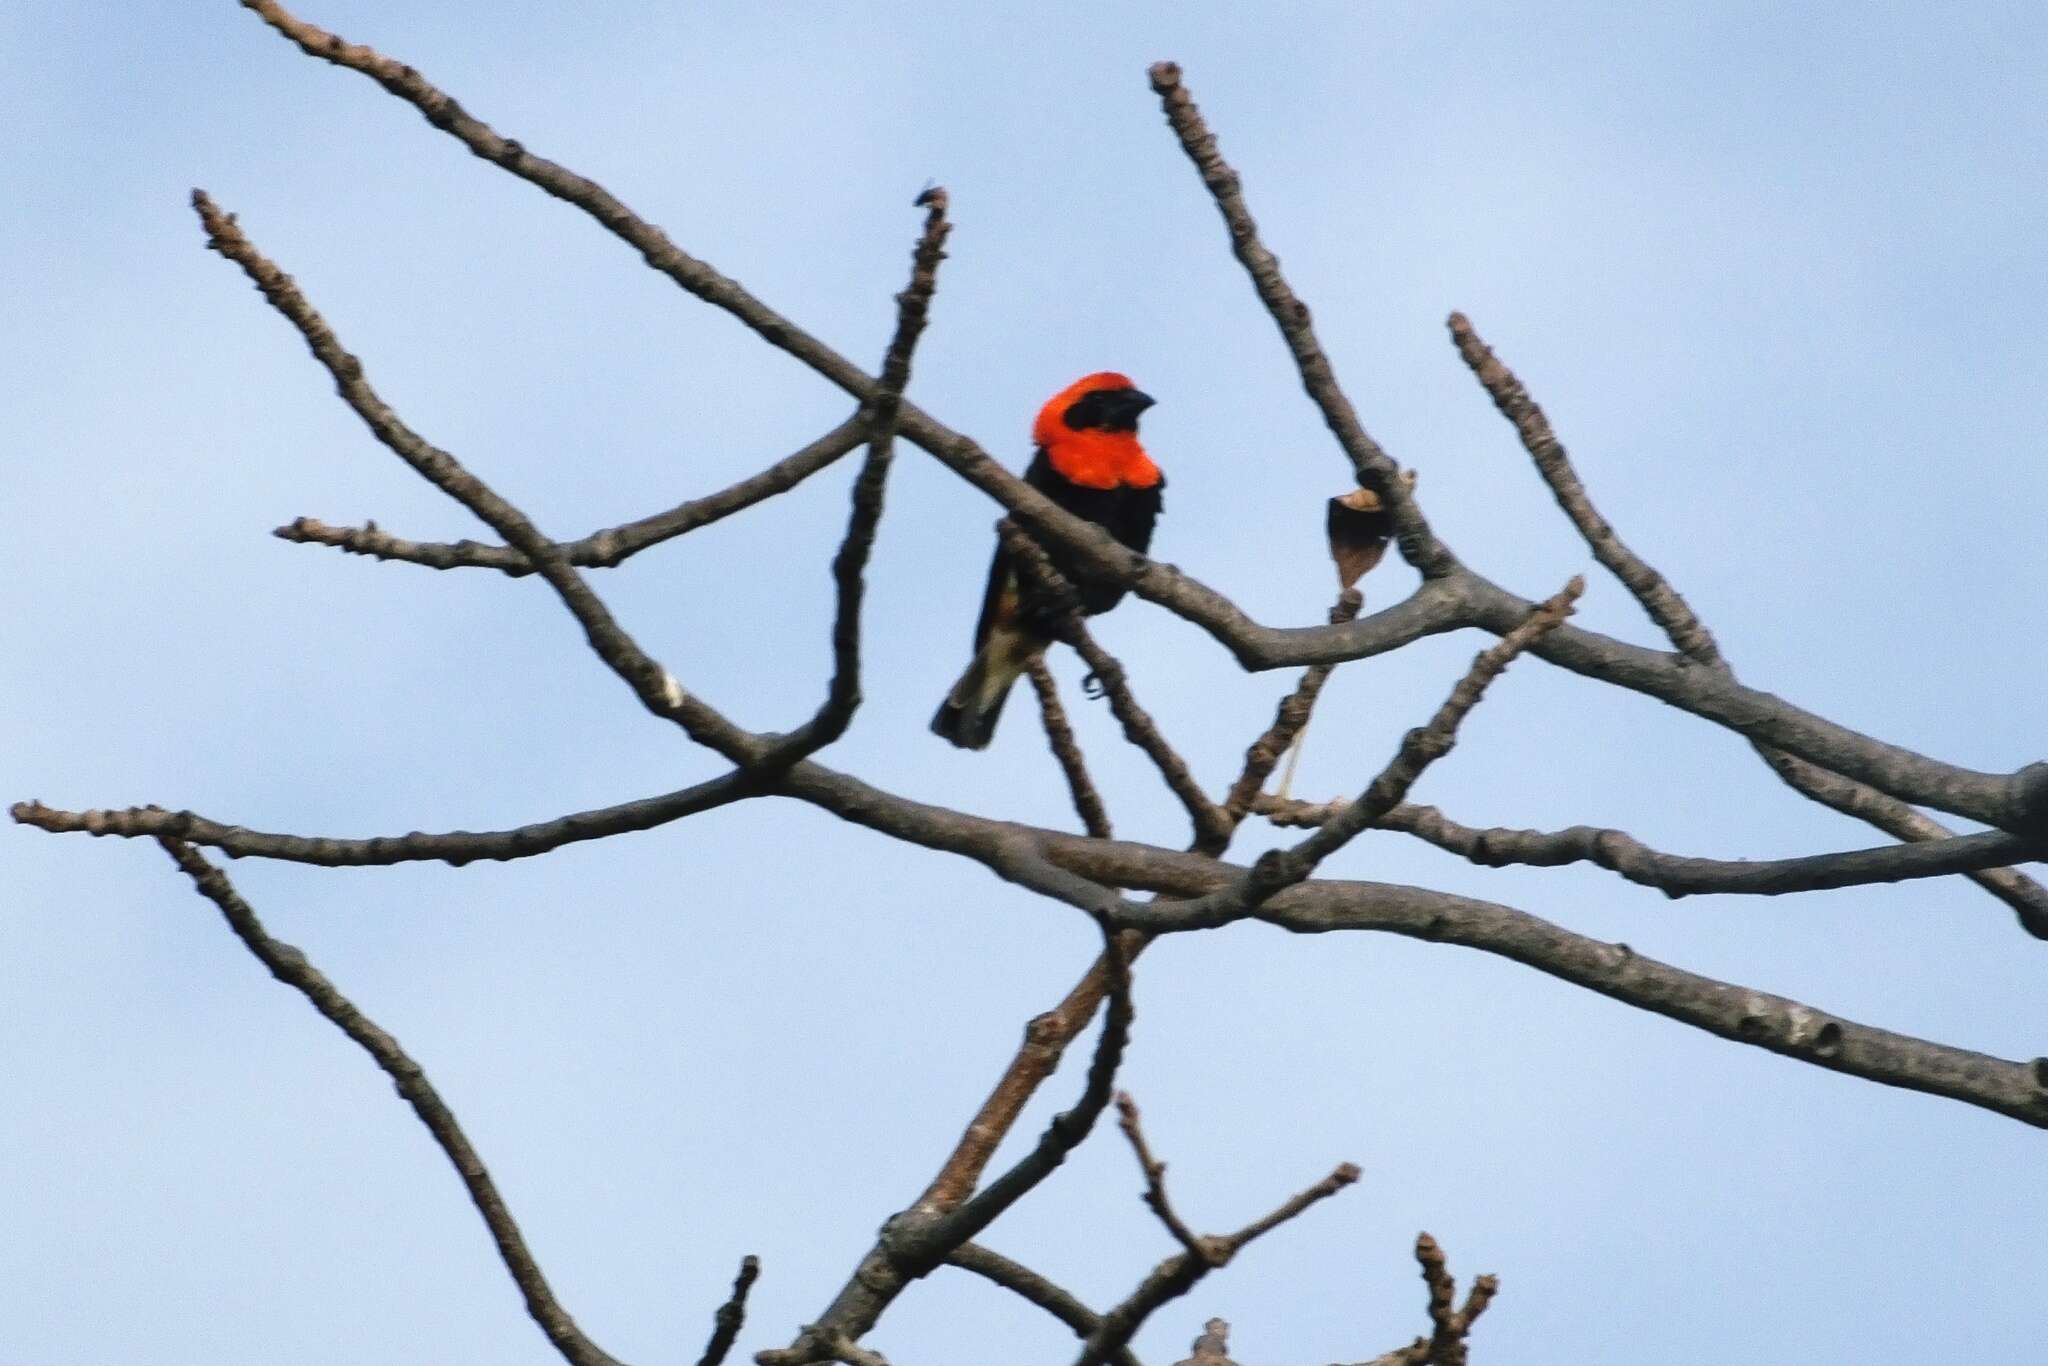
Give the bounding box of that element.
[1061,387,1157,433]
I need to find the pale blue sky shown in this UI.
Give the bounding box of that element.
[6,4,2045,1363]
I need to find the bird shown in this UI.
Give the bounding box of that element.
[930,371,1163,750]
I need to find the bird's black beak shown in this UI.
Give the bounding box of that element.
[1116,389,1157,423]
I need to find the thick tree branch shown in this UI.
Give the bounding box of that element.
[274,418,867,574]
[1254,797,2046,899]
[1229,881,2048,1129]
[1446,309,2048,934]
[36,756,2045,1128]
[158,838,624,1366]
[944,1244,1143,1366]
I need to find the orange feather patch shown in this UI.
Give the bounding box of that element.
[1031,371,1162,490]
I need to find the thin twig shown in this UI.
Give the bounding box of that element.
[696,1256,761,1366]
[192,190,758,762]
[11,775,757,867]
[1000,521,1231,850]
[768,189,951,761]
[158,838,624,1366]
[1030,659,1115,839]
[943,1244,1143,1366]
[938,929,1136,1239]
[1338,1233,1497,1366]
[1221,587,1366,825]
[275,418,867,574]
[1114,1094,1209,1261]
[762,931,1137,1364]
[1146,62,1450,579]
[1175,580,1583,929]
[1447,309,2048,934]
[1078,1160,1361,1366]
[1251,797,2045,899]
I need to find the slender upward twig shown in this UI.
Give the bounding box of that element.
[1030,659,1115,840]
[1339,1233,1497,1366]
[999,521,1231,850]
[1078,1158,1361,1366]
[761,933,1137,1365]
[1222,587,1366,825]
[1146,61,1451,579]
[768,188,951,762]
[1114,1094,1210,1261]
[158,838,625,1366]
[275,418,867,574]
[697,1256,762,1366]
[1447,309,2048,935]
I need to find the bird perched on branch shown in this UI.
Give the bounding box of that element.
[930,372,1163,749]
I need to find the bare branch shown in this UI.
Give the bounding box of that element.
[1114,1094,1209,1262]
[943,1244,1143,1366]
[27,746,2047,1130]
[158,838,624,1366]
[231,7,2043,842]
[1447,309,2048,934]
[1253,797,2046,899]
[1078,1159,1361,1366]
[768,188,951,762]
[274,418,867,574]
[1339,1232,1498,1366]
[1000,522,1231,851]
[908,931,1154,1225]
[1232,880,2048,1129]
[1222,587,1365,824]
[192,189,759,762]
[1030,659,1115,840]
[12,775,757,867]
[697,1256,762,1366]
[1145,62,1451,579]
[763,933,1137,1364]
[1177,581,1582,928]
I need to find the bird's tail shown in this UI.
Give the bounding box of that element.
[930,631,1041,750]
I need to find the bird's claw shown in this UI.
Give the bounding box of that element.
[1081,670,1106,699]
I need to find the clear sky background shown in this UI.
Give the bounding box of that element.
[6,3,2045,1363]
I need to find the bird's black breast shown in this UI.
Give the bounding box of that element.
[1023,447,1163,615]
